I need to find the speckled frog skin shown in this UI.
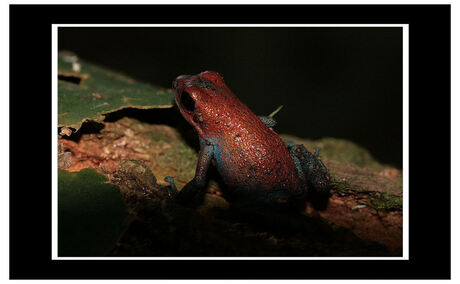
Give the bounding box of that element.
[166,71,330,204]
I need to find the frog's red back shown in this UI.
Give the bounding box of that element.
[173,71,303,194]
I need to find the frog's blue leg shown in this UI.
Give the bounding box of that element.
[166,138,214,204]
[285,142,330,194]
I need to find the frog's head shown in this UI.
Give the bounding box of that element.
[172,71,232,137]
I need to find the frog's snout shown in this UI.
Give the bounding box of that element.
[172,77,185,104]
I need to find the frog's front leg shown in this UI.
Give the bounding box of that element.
[166,140,214,205]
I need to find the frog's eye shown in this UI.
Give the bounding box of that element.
[201,71,224,84]
[180,91,196,113]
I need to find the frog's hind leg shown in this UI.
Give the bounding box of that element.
[285,142,331,194]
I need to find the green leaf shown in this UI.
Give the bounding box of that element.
[58,169,133,256]
[58,52,174,131]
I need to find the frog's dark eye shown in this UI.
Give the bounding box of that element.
[180,91,196,113]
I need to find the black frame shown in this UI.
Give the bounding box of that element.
[10,4,450,279]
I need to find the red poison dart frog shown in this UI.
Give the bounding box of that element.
[165,71,330,205]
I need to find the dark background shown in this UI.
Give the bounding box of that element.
[59,27,403,168]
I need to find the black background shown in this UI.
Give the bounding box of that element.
[59,26,403,168]
[10,4,450,280]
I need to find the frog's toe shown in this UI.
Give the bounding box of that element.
[164,176,174,184]
[164,176,178,195]
[314,147,321,157]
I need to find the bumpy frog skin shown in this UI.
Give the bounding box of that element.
[166,71,330,204]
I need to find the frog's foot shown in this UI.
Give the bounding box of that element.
[165,177,202,205]
[175,180,202,205]
[286,142,331,194]
[164,176,179,197]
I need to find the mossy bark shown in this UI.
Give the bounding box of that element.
[58,110,402,256]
